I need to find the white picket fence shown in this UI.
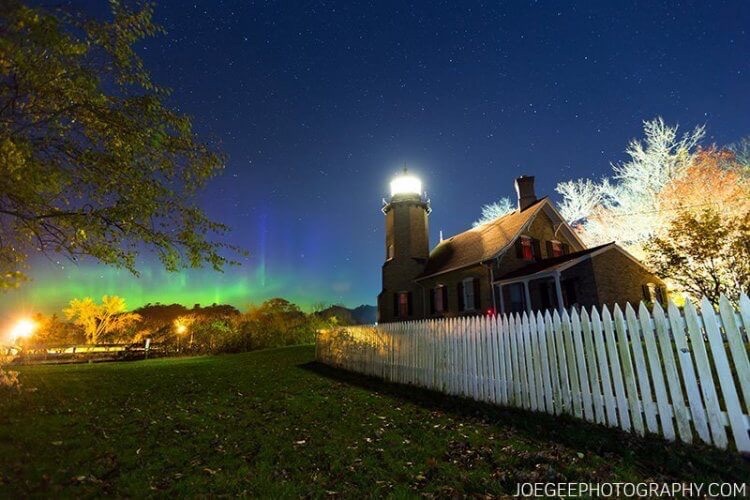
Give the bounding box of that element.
[316,294,750,454]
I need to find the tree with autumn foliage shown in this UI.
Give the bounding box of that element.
[0,1,239,290]
[646,209,750,305]
[555,118,750,300]
[658,148,750,219]
[26,313,85,346]
[63,295,142,344]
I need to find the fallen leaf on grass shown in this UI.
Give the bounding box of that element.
[72,475,103,484]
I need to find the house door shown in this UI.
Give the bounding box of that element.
[562,279,579,308]
[537,280,557,311]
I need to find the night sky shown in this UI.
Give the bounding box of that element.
[3,0,749,320]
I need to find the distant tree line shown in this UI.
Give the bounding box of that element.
[19,296,371,355]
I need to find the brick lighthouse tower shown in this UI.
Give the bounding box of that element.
[377,169,430,322]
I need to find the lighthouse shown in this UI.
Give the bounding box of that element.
[377,169,430,322]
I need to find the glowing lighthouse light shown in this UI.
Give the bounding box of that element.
[390,173,422,197]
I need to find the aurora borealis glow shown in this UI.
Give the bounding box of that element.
[2,1,748,327]
[7,263,263,314]
[1,250,365,323]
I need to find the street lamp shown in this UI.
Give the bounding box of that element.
[174,319,192,350]
[10,318,37,346]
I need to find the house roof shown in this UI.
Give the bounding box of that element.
[417,197,548,279]
[494,242,616,282]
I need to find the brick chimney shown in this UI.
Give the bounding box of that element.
[515,175,536,211]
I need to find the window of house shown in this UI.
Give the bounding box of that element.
[458,278,480,312]
[655,285,666,305]
[550,240,563,257]
[463,278,476,311]
[520,236,534,260]
[643,283,665,304]
[395,291,410,318]
[641,284,651,302]
[434,285,446,313]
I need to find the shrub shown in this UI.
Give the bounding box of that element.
[0,366,20,392]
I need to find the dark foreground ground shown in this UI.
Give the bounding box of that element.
[0,345,747,497]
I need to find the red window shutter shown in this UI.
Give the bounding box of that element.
[457,282,465,311]
[473,278,481,310]
[546,240,553,257]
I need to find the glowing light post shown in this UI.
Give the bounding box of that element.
[10,318,37,347]
[174,319,192,351]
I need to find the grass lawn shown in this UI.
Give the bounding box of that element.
[0,345,747,497]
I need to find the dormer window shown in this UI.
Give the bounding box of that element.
[550,240,563,257]
[546,239,570,258]
[515,236,542,261]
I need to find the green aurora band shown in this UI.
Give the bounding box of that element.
[0,259,363,327]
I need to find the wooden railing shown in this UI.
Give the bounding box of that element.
[316,294,750,454]
[5,342,162,364]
